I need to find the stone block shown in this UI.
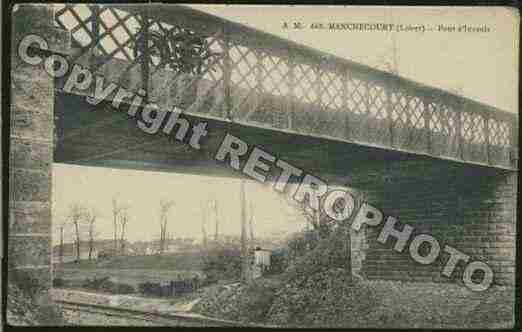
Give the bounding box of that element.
[8,236,51,267]
[11,76,54,114]
[9,201,51,235]
[10,169,51,202]
[10,138,52,170]
[10,105,53,142]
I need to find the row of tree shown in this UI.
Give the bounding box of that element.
[56,203,100,263]
[111,197,131,256]
[158,199,175,255]
[58,180,329,267]
[57,198,132,263]
[58,196,178,263]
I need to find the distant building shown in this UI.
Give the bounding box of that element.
[254,247,271,267]
[145,247,154,255]
[52,239,122,263]
[251,247,272,279]
[164,244,181,253]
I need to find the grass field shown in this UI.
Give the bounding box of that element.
[55,268,203,288]
[56,252,205,289]
[60,252,204,271]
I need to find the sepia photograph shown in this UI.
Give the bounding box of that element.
[4,3,519,329]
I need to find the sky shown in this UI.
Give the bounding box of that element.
[52,5,518,244]
[52,164,306,245]
[188,5,518,113]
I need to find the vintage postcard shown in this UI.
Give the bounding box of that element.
[5,3,519,329]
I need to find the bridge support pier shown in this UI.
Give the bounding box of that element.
[344,159,517,286]
[8,4,69,323]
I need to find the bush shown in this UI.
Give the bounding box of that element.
[100,279,116,293]
[138,282,162,296]
[267,269,379,327]
[267,248,289,275]
[82,276,109,290]
[193,277,283,323]
[286,230,320,260]
[284,229,351,283]
[202,246,242,283]
[114,283,135,294]
[264,228,380,327]
[82,277,135,294]
[237,278,282,322]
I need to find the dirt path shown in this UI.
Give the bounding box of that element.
[51,288,200,315]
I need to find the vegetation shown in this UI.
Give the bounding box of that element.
[267,269,378,327]
[202,246,242,284]
[61,251,204,270]
[85,207,98,261]
[158,199,175,255]
[138,282,163,296]
[111,196,131,256]
[237,278,282,322]
[68,203,84,263]
[283,227,351,282]
[7,268,65,325]
[194,227,362,326]
[192,276,283,323]
[82,276,135,294]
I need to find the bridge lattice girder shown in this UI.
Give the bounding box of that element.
[53,4,518,170]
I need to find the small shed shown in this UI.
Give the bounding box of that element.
[254,247,271,267]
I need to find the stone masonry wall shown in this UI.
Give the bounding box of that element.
[345,158,517,286]
[8,3,69,318]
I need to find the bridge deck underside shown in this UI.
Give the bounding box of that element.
[55,92,510,185]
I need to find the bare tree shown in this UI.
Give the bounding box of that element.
[119,207,130,255]
[210,199,219,241]
[111,196,123,253]
[200,201,208,250]
[248,200,255,246]
[292,199,322,232]
[285,191,348,239]
[84,208,98,261]
[159,199,175,255]
[68,203,85,263]
[60,225,64,263]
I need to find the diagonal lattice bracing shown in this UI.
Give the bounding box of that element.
[54,4,517,169]
[489,119,510,147]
